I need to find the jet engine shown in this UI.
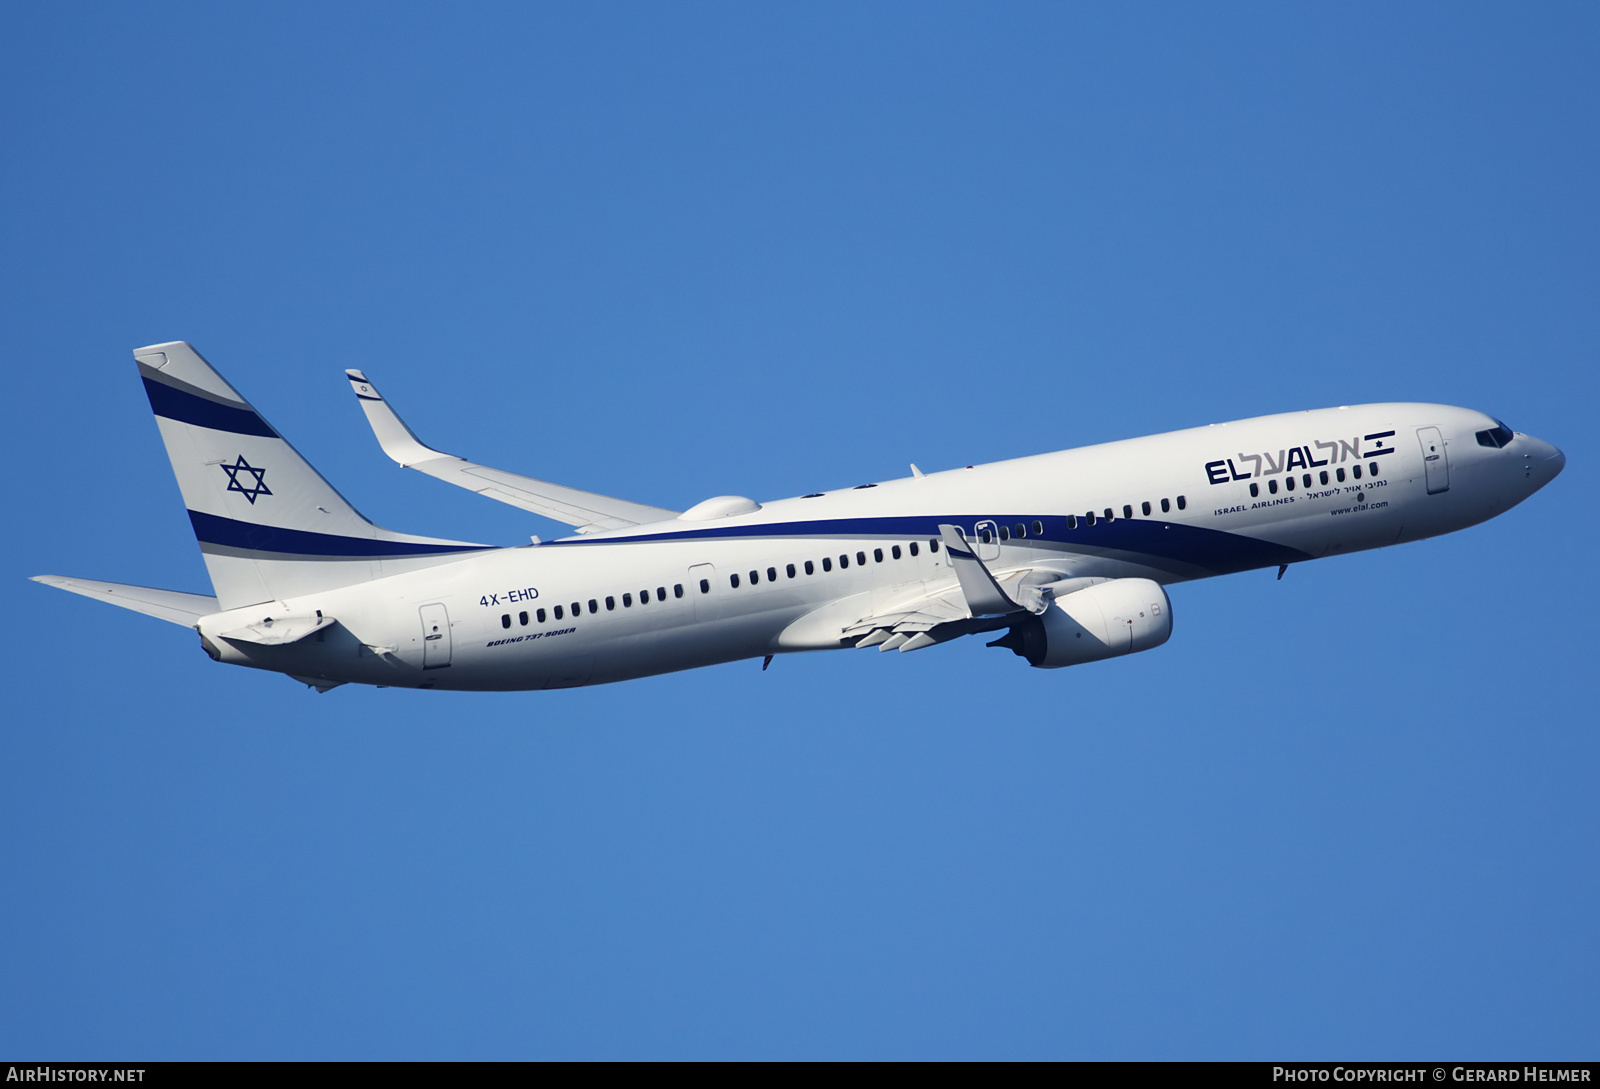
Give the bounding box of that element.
[989,578,1172,668]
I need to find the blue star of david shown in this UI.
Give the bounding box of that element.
[220,455,272,504]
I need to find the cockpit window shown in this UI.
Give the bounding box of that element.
[1476,421,1514,448]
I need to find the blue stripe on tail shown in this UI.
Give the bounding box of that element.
[144,377,279,437]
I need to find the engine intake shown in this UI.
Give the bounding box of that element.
[990,578,1172,668]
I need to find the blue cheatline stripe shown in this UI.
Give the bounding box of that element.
[558,514,1313,575]
[187,510,491,558]
[143,376,279,437]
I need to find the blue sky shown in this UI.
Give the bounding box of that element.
[2,1,1596,1059]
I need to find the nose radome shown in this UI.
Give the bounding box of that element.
[1521,436,1564,484]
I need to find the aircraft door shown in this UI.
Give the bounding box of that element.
[1418,427,1450,494]
[420,603,452,669]
[688,563,720,621]
[973,521,1001,562]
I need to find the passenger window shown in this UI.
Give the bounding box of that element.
[1141,501,1151,516]
[554,605,564,620]
[1352,463,1363,480]
[1015,523,1026,538]
[1067,515,1078,529]
[805,560,815,574]
[1176,495,1187,510]
[588,599,598,614]
[998,526,1009,542]
[1336,467,1346,482]
[1250,483,1259,497]
[749,570,759,585]
[839,554,849,569]
[979,527,992,544]
[1161,498,1171,513]
[698,580,708,594]
[537,608,546,623]
[891,545,901,560]
[1086,512,1096,526]
[501,614,511,629]
[1320,470,1329,485]
[730,574,740,588]
[1369,462,1379,476]
[823,557,833,571]
[1104,508,1114,522]
[1268,479,1278,494]
[519,611,528,625]
[767,567,777,582]
[1302,474,1311,488]
[1122,504,1131,519]
[787,563,796,578]
[659,586,668,600]
[622,593,632,607]
[908,542,919,557]
[874,548,884,562]
[1032,521,1043,536]
[1285,476,1295,492]
[605,596,615,611]
[930,540,940,553]
[672,584,681,598]
[572,602,580,617]
[856,551,866,566]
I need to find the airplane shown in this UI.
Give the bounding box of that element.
[33,342,1565,693]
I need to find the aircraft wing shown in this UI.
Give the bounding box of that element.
[345,371,679,533]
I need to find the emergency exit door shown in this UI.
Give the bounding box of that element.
[1417,427,1450,494]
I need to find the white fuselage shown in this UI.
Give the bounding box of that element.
[194,403,1564,691]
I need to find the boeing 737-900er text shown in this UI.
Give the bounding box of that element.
[33,342,1565,692]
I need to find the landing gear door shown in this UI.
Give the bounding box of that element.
[420,603,452,669]
[1418,427,1450,494]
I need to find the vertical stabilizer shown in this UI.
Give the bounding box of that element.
[135,342,487,609]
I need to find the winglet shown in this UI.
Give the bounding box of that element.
[345,370,451,468]
[937,525,1023,616]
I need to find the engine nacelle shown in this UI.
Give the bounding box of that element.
[991,578,1172,668]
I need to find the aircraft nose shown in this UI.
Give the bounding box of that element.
[1520,436,1564,487]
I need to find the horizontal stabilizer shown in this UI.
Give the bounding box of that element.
[32,575,218,627]
[346,370,679,533]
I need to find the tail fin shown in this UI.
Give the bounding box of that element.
[136,342,488,610]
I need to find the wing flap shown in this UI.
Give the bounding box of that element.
[346,370,679,532]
